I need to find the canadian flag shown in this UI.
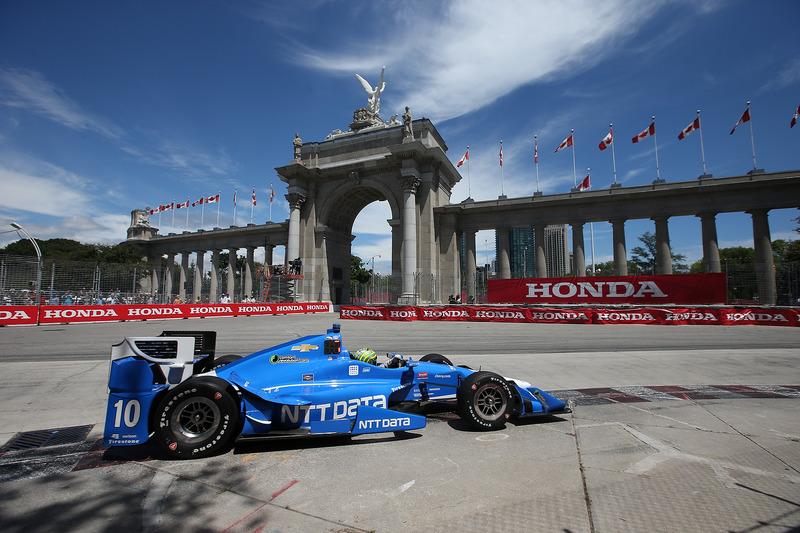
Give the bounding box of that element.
[161,203,173,211]
[678,117,701,140]
[457,149,469,168]
[176,199,189,209]
[632,123,655,143]
[554,134,573,153]
[252,186,257,206]
[499,144,503,166]
[791,105,800,128]
[192,197,205,207]
[149,206,161,215]
[270,184,275,203]
[730,107,750,135]
[598,129,613,151]
[534,138,538,163]
[578,174,590,191]
[207,194,220,203]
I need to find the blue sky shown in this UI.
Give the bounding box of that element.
[1,0,798,273]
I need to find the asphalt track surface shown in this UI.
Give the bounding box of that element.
[1,313,799,532]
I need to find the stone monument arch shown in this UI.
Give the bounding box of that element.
[276,117,462,305]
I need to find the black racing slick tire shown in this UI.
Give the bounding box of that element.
[194,354,242,374]
[420,353,454,366]
[152,377,240,459]
[457,371,513,431]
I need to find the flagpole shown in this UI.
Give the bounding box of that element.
[171,199,175,229]
[697,110,708,175]
[201,201,205,228]
[569,129,577,187]
[158,208,162,229]
[215,191,221,228]
[250,185,254,224]
[500,140,504,196]
[466,145,472,198]
[590,222,596,275]
[652,116,661,181]
[610,123,618,185]
[270,182,273,223]
[534,135,540,194]
[746,101,757,170]
[185,197,189,230]
[233,187,237,227]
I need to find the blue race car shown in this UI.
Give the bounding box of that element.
[104,324,569,458]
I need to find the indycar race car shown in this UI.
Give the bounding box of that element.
[104,324,569,458]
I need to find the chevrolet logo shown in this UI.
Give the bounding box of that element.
[291,344,318,352]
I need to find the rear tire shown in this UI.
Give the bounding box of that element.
[152,377,239,458]
[420,353,454,366]
[457,372,512,431]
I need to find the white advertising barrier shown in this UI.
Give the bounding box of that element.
[0,302,332,326]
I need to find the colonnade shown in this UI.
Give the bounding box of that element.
[147,244,276,303]
[462,209,777,304]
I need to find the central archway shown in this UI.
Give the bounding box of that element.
[275,119,463,304]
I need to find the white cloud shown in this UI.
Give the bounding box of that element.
[0,67,124,139]
[294,0,668,121]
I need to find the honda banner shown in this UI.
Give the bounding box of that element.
[488,273,727,305]
[339,305,799,327]
[0,302,332,326]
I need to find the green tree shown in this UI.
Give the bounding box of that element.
[629,231,688,274]
[351,254,371,285]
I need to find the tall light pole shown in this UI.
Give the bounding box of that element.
[10,222,42,325]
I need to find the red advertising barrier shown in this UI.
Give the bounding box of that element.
[489,273,727,305]
[339,306,799,327]
[0,302,332,326]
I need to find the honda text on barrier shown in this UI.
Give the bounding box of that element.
[104,324,570,458]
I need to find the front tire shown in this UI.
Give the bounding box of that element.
[457,372,512,431]
[152,377,239,458]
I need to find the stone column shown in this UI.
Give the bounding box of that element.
[749,209,776,305]
[149,254,161,302]
[178,253,189,301]
[398,171,421,303]
[571,222,586,276]
[264,244,274,270]
[193,251,204,302]
[465,229,477,303]
[534,225,547,278]
[210,250,220,303]
[165,253,175,300]
[652,216,672,275]
[611,219,628,276]
[227,248,237,302]
[497,227,511,279]
[244,246,255,300]
[698,213,721,273]
[285,193,306,269]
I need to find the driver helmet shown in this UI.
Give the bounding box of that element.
[352,348,377,365]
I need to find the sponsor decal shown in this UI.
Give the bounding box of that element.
[44,308,119,319]
[302,374,314,382]
[189,306,233,315]
[357,417,413,430]
[340,308,384,318]
[270,354,309,364]
[389,309,417,319]
[280,394,387,424]
[0,309,33,320]
[214,392,222,400]
[418,372,428,379]
[169,442,178,451]
[525,281,666,299]
[128,307,183,317]
[291,344,318,352]
[349,365,359,376]
[421,308,469,319]
[474,309,525,319]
